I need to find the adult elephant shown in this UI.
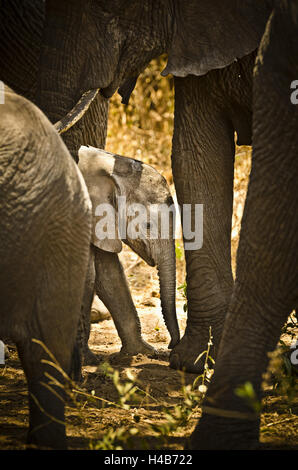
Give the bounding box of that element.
[37,0,273,372]
[190,0,298,449]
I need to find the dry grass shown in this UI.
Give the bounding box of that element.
[106,56,174,177]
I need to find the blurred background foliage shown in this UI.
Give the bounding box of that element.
[106,55,174,182]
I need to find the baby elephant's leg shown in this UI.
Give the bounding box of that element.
[94,247,157,355]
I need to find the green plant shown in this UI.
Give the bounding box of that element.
[175,241,184,261]
[234,382,262,414]
[193,327,214,393]
[149,330,214,445]
[178,281,188,313]
[97,363,145,410]
[148,379,202,444]
[30,338,216,451]
[90,427,139,450]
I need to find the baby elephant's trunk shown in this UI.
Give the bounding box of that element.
[157,243,180,349]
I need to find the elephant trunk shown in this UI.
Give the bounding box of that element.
[156,247,180,349]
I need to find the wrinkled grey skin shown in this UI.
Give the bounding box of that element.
[0,1,109,158]
[0,86,92,449]
[36,0,274,373]
[189,1,298,449]
[78,146,180,362]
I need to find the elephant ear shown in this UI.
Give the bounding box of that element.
[162,0,273,77]
[78,146,123,253]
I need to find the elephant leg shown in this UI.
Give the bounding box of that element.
[94,247,157,355]
[190,154,298,449]
[190,15,298,448]
[77,247,100,366]
[170,75,235,372]
[16,255,86,449]
[17,339,68,450]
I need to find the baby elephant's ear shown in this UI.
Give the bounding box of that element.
[78,146,123,253]
[91,183,123,253]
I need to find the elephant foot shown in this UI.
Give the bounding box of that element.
[120,339,158,357]
[169,319,224,373]
[188,412,259,450]
[90,305,111,323]
[83,346,101,366]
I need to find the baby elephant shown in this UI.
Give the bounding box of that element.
[0,86,92,449]
[78,146,180,362]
